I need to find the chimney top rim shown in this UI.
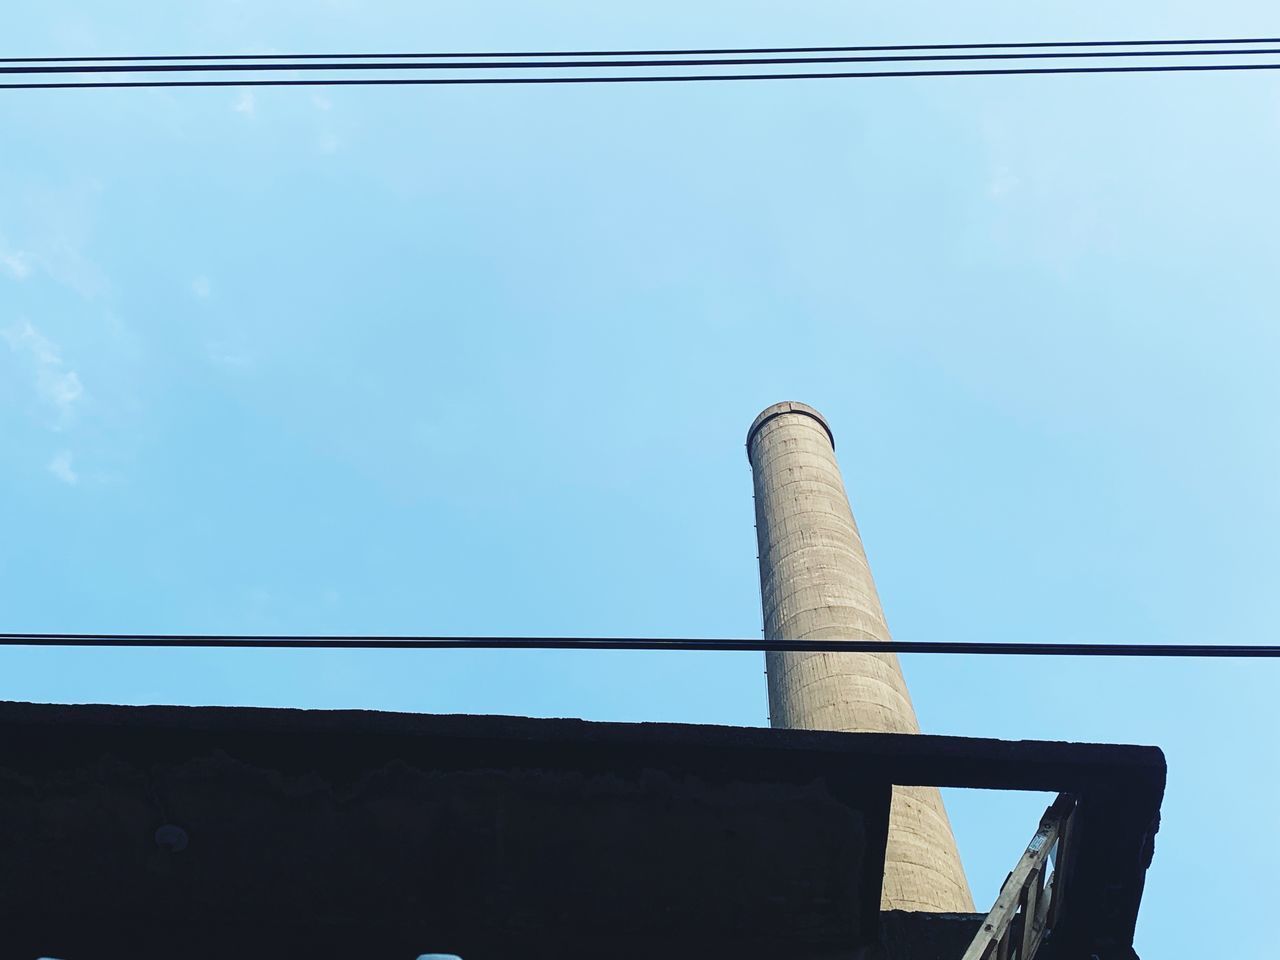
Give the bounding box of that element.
[747,402,835,460]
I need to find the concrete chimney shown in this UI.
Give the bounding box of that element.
[747,401,974,913]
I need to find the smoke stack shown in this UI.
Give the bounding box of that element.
[747,401,973,913]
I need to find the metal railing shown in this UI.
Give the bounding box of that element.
[961,793,1077,960]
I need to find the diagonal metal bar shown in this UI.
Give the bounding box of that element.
[962,794,1076,960]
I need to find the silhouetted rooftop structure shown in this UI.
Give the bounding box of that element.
[0,700,1162,960]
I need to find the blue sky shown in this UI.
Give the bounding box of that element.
[2,3,1278,955]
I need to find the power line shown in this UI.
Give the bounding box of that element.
[5,35,1280,63]
[6,62,1280,90]
[6,46,1280,75]
[2,634,1278,657]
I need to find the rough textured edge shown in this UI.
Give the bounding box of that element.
[746,401,836,459]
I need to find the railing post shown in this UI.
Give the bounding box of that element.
[1020,865,1041,958]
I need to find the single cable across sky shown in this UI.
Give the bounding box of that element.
[2,634,1278,656]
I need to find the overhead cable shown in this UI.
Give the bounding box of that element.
[5,35,1280,63]
[5,46,1280,75]
[2,634,1278,657]
[6,35,1280,89]
[7,62,1280,90]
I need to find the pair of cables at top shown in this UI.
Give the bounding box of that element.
[4,35,1280,89]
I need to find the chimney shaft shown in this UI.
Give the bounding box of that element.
[747,401,974,913]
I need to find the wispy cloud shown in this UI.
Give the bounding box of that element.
[10,180,111,299]
[2,319,85,426]
[192,275,212,298]
[207,344,254,371]
[0,244,31,279]
[233,91,256,116]
[47,450,78,485]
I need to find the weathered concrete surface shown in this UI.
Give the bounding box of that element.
[748,401,975,913]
